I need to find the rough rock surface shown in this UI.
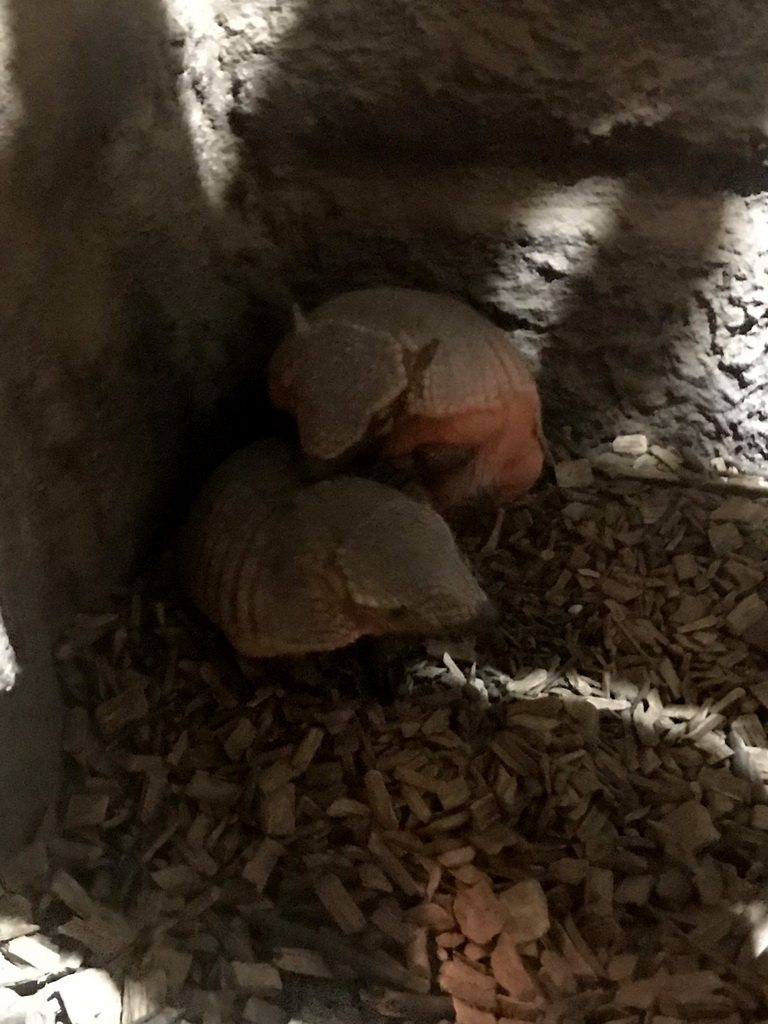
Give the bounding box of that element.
[0,0,273,856]
[0,0,766,866]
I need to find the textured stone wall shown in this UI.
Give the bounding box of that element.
[1,0,767,853]
[209,0,768,470]
[0,0,269,855]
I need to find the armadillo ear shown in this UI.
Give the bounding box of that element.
[292,304,310,336]
[289,321,409,461]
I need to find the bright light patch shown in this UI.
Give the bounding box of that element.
[516,178,627,240]
[159,0,305,209]
[0,607,18,693]
[732,901,768,958]
[482,177,627,322]
[0,1,23,158]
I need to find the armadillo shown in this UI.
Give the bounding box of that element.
[268,287,546,509]
[178,439,492,659]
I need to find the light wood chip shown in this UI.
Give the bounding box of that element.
[54,968,122,1024]
[451,999,497,1024]
[439,959,498,1011]
[121,972,167,1024]
[0,893,39,942]
[454,878,504,945]
[490,932,537,1001]
[613,434,648,456]
[498,880,550,944]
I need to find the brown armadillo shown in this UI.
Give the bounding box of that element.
[178,439,492,659]
[268,287,546,509]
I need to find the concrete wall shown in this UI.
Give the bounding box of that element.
[1,0,767,852]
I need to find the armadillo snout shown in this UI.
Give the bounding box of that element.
[426,595,500,639]
[413,570,492,636]
[350,586,491,641]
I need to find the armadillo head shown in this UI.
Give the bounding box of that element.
[490,399,547,503]
[317,478,491,638]
[267,313,408,461]
[446,392,545,507]
[382,389,546,509]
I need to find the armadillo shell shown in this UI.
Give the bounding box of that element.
[178,439,490,658]
[178,443,296,654]
[307,287,537,417]
[269,287,537,462]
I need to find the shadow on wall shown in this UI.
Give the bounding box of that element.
[223,0,768,468]
[0,0,282,854]
[0,0,212,611]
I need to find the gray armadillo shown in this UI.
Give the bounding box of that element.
[268,287,546,510]
[178,439,491,659]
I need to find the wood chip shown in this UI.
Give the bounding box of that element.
[241,998,289,1024]
[223,718,257,761]
[242,839,285,892]
[555,459,594,488]
[55,968,122,1024]
[612,434,648,456]
[0,893,39,942]
[365,770,400,829]
[452,999,497,1024]
[291,727,325,775]
[490,932,537,1001]
[725,594,768,637]
[121,972,166,1024]
[5,934,80,974]
[230,962,282,997]
[454,878,504,945]
[260,783,295,836]
[498,879,550,944]
[19,462,768,1023]
[271,946,333,978]
[439,959,497,1012]
[658,800,721,861]
[313,874,366,934]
